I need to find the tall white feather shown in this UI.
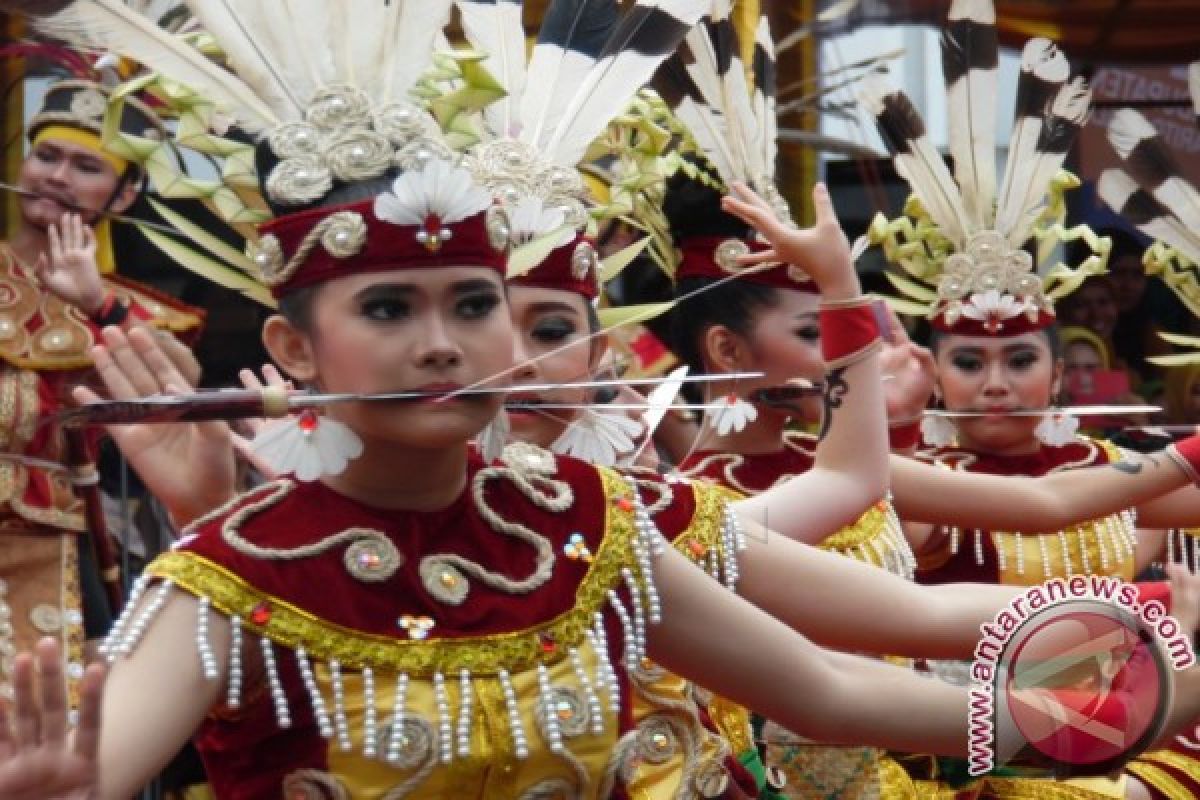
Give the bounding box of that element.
[994,38,1068,240]
[1006,77,1090,248]
[540,0,710,167]
[673,95,738,182]
[1098,170,1200,266]
[1108,109,1200,234]
[184,0,319,121]
[942,0,996,230]
[275,0,338,100]
[751,15,777,184]
[457,1,528,136]
[519,0,616,147]
[860,75,968,248]
[384,0,456,103]
[34,0,280,132]
[711,16,762,182]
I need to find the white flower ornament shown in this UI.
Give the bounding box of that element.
[373,159,493,251]
[251,410,365,482]
[551,410,644,467]
[1034,412,1079,447]
[959,289,1031,334]
[708,394,759,436]
[478,411,511,463]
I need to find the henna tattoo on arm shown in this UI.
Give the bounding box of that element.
[817,367,849,441]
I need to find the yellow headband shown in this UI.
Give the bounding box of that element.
[30,126,126,275]
[1059,326,1112,371]
[32,126,129,174]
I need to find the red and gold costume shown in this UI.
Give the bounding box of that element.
[915,438,1137,586]
[0,235,201,700]
[679,436,916,800]
[910,439,1143,799]
[117,445,750,798]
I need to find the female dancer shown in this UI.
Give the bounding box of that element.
[9,3,1200,798]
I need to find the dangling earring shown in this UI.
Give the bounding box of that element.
[251,409,364,482]
[478,410,510,463]
[551,408,644,467]
[920,390,956,448]
[919,413,957,448]
[707,393,758,436]
[1034,411,1079,447]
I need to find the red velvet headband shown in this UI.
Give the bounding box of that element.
[508,232,600,299]
[676,235,817,293]
[258,197,506,297]
[930,308,1056,337]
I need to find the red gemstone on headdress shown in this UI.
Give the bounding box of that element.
[539,632,557,654]
[419,215,445,252]
[250,601,272,625]
[297,410,318,433]
[615,497,634,512]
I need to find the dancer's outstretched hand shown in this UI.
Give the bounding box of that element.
[879,309,937,423]
[72,325,237,526]
[721,182,858,299]
[33,214,106,316]
[0,639,105,800]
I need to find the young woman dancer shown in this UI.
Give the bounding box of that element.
[8,2,1200,797]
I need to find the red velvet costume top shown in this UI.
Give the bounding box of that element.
[915,437,1138,586]
[0,243,203,532]
[127,444,750,799]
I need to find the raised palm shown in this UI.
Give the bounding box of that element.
[72,326,237,526]
[0,640,104,800]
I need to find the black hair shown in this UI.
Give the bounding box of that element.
[277,285,318,332]
[928,323,1062,358]
[661,169,753,242]
[670,277,781,373]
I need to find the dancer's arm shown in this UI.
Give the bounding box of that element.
[733,522,1020,659]
[723,183,889,541]
[650,540,1200,758]
[890,449,1200,530]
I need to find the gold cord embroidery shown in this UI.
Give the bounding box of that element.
[148,470,640,676]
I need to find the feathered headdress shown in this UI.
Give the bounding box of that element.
[866,0,1109,336]
[1097,109,1200,351]
[31,0,506,299]
[652,0,815,293]
[450,0,708,299]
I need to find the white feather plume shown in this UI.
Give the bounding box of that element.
[539,0,711,167]
[860,74,969,247]
[34,0,280,132]
[1006,77,1090,247]
[994,37,1068,241]
[751,15,778,184]
[942,0,997,230]
[1098,169,1200,266]
[456,0,528,136]
[184,0,315,121]
[519,0,616,147]
[1108,108,1200,234]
